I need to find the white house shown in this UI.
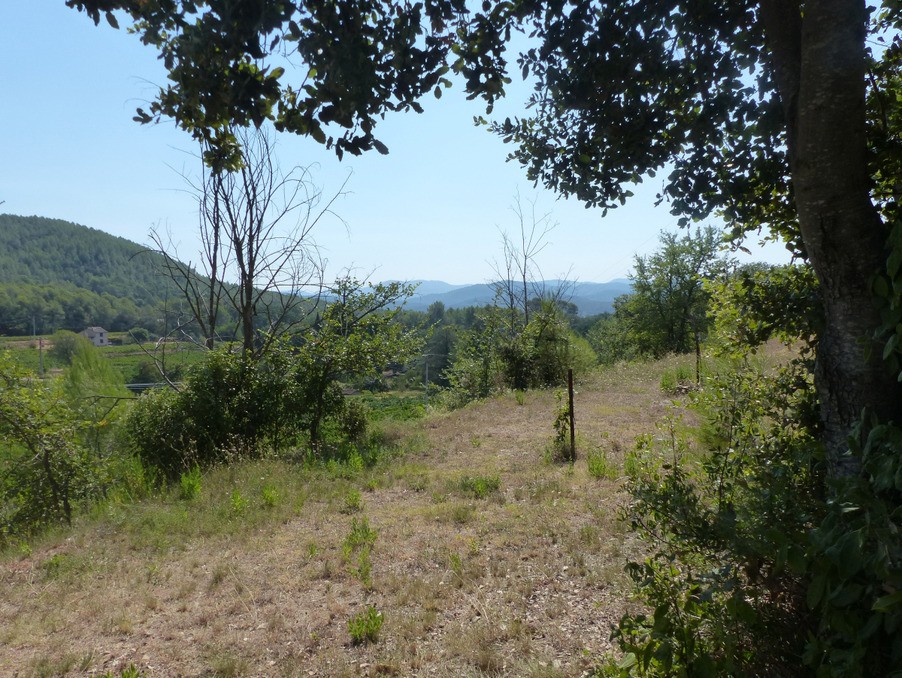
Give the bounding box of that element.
[81,326,110,347]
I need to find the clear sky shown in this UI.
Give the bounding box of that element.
[0,4,791,285]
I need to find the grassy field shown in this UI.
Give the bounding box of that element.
[0,336,207,381]
[0,354,707,677]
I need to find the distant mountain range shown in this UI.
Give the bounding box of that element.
[0,214,630,337]
[400,279,631,316]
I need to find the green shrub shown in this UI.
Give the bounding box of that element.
[342,516,378,560]
[612,359,822,675]
[545,390,574,463]
[458,474,501,499]
[348,605,383,645]
[229,489,248,516]
[342,516,378,585]
[48,330,93,365]
[659,364,693,394]
[260,485,279,509]
[179,466,202,501]
[339,398,370,441]
[0,352,111,540]
[586,448,616,479]
[341,488,363,514]
[123,346,300,478]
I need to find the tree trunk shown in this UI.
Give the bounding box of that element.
[762,0,902,476]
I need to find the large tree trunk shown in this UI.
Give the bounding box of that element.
[762,0,902,476]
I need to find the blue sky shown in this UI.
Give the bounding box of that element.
[0,4,791,285]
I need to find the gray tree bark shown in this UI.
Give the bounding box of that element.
[762,0,902,475]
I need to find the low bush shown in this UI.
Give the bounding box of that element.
[123,346,300,478]
[0,352,121,541]
[348,606,383,645]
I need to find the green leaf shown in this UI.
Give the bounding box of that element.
[310,125,326,145]
[618,652,638,669]
[873,590,902,612]
[807,574,826,609]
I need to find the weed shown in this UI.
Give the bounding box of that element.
[341,488,363,514]
[229,490,247,516]
[28,654,78,678]
[348,605,384,645]
[623,449,642,478]
[306,541,319,560]
[357,544,373,587]
[347,451,365,474]
[98,663,146,677]
[458,474,501,499]
[209,651,248,677]
[586,448,617,480]
[449,552,464,582]
[514,390,526,406]
[578,523,601,548]
[451,503,475,524]
[260,485,279,509]
[343,516,378,584]
[343,517,378,557]
[660,364,694,394]
[209,563,228,589]
[40,553,88,581]
[179,466,202,501]
[548,389,575,463]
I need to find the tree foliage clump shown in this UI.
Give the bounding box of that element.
[0,352,122,542]
[124,347,294,479]
[589,227,726,366]
[292,278,422,448]
[612,262,902,676]
[124,278,421,476]
[614,357,823,676]
[444,299,594,407]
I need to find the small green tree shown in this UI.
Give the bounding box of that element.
[48,330,94,365]
[61,340,133,455]
[293,277,422,449]
[0,353,96,537]
[591,227,727,371]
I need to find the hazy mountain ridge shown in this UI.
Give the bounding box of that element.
[403,279,631,315]
[0,215,629,335]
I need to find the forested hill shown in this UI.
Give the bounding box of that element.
[0,214,178,335]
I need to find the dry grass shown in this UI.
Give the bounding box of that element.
[0,355,697,677]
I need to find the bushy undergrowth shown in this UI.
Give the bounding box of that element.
[612,358,823,675]
[123,343,383,479]
[443,303,596,408]
[0,349,135,544]
[611,259,902,676]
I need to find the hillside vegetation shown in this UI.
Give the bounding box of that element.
[0,354,695,677]
[0,214,182,335]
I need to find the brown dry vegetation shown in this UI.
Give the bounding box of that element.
[0,355,698,678]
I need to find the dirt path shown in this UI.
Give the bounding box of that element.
[0,358,689,677]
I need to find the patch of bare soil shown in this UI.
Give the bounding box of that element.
[0,357,692,677]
